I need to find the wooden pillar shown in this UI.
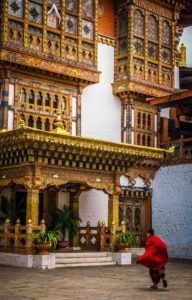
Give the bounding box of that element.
[43,190,49,222]
[108,193,119,227]
[26,188,39,225]
[70,192,80,247]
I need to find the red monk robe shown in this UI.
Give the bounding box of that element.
[136,235,168,270]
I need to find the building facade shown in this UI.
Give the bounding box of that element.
[0,0,191,254]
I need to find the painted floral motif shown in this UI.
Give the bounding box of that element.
[148,15,158,41]
[65,15,77,35]
[134,9,144,36]
[118,38,128,55]
[29,2,42,24]
[8,0,23,18]
[162,20,171,45]
[82,0,94,18]
[133,37,144,56]
[148,42,157,60]
[82,20,93,40]
[66,0,78,13]
[162,47,171,64]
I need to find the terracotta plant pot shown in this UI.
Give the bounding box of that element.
[118,242,128,253]
[57,240,68,250]
[37,243,51,255]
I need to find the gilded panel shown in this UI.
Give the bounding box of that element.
[8,0,24,18]
[28,1,43,24]
[133,37,144,56]
[82,20,93,40]
[148,15,158,41]
[119,12,128,36]
[118,38,128,55]
[82,0,94,18]
[66,0,78,13]
[65,15,77,35]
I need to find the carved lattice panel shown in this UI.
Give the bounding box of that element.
[118,38,128,55]
[133,58,144,80]
[162,20,171,45]
[133,37,144,56]
[119,12,128,36]
[8,0,24,18]
[65,15,77,35]
[148,42,158,60]
[66,0,78,13]
[82,0,94,18]
[28,26,42,51]
[9,20,24,47]
[148,15,158,41]
[28,1,43,24]
[82,20,93,40]
[162,47,171,64]
[148,63,158,83]
[64,37,77,61]
[134,9,144,36]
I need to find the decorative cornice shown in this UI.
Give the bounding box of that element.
[0,127,172,160]
[98,35,116,47]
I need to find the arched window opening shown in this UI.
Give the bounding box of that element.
[148,15,158,41]
[20,88,26,103]
[53,95,58,109]
[147,114,151,129]
[143,113,146,129]
[134,10,144,36]
[147,135,151,147]
[61,96,66,111]
[137,134,141,145]
[45,94,50,107]
[28,115,34,128]
[29,90,34,104]
[137,112,141,128]
[134,207,141,227]
[162,20,171,45]
[37,92,42,106]
[142,135,146,146]
[36,117,42,130]
[44,118,50,131]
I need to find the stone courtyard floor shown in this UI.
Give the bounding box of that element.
[0,259,191,300]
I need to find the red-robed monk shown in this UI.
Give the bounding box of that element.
[136,229,168,289]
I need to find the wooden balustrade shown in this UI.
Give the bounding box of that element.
[0,219,46,254]
[79,220,139,251]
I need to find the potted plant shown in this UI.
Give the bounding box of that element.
[116,231,135,252]
[34,230,62,255]
[54,205,82,249]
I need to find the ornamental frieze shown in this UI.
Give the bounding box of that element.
[0,50,100,84]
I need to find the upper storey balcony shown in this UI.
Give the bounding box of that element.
[112,0,187,98]
[0,0,100,85]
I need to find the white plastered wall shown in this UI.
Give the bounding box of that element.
[79,190,108,226]
[57,192,70,209]
[180,26,192,68]
[81,43,121,142]
[80,43,121,225]
[152,164,192,258]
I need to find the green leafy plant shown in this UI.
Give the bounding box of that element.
[34,230,62,249]
[0,196,26,224]
[54,205,82,240]
[116,232,135,248]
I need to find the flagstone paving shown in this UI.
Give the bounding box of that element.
[0,259,191,300]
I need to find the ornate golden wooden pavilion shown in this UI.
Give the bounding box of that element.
[0,121,172,237]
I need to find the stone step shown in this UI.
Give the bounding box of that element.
[55,261,116,268]
[55,256,114,264]
[54,252,111,258]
